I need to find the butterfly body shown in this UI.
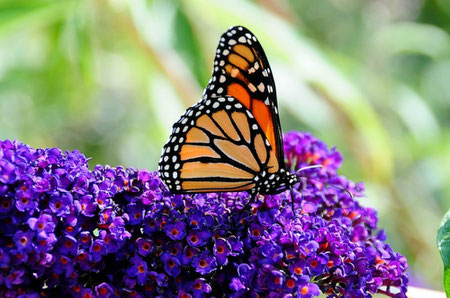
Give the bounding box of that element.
[159,26,298,197]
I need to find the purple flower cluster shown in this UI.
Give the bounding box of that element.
[0,132,408,297]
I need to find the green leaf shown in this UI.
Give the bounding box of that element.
[0,0,75,37]
[437,208,450,296]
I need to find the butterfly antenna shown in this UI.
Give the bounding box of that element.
[295,164,355,198]
[295,164,324,173]
[305,177,355,198]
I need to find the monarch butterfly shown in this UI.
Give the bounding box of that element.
[158,26,298,200]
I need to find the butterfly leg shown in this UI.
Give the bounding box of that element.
[243,191,256,213]
[290,187,295,215]
[241,191,257,232]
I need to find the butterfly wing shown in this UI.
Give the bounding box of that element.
[203,26,285,169]
[158,96,280,194]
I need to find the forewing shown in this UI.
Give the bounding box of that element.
[203,26,284,167]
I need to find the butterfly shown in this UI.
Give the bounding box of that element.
[158,26,298,199]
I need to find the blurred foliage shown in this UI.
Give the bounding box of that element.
[0,0,449,290]
[437,208,450,295]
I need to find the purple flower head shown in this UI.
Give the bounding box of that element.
[136,237,153,256]
[35,232,57,253]
[126,202,143,225]
[187,230,211,247]
[58,235,78,255]
[74,195,97,217]
[79,288,94,298]
[0,196,14,214]
[167,241,183,259]
[4,268,25,289]
[140,189,157,205]
[283,275,298,293]
[0,248,11,267]
[76,249,92,271]
[193,251,217,275]
[182,246,200,265]
[161,252,181,277]
[0,160,17,184]
[187,211,207,229]
[95,191,112,210]
[33,176,51,193]
[10,248,28,264]
[108,216,131,241]
[214,238,231,265]
[127,255,148,285]
[15,187,38,213]
[227,235,244,256]
[230,277,246,292]
[165,221,186,240]
[79,231,92,248]
[237,263,256,286]
[95,282,114,297]
[49,192,73,217]
[260,242,284,265]
[297,276,321,298]
[27,213,56,237]
[53,255,74,277]
[0,134,408,296]
[90,239,106,263]
[13,230,34,253]
[267,268,285,291]
[191,278,212,297]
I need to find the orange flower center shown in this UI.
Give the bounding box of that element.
[60,257,68,265]
[168,260,175,268]
[199,260,207,268]
[138,265,145,273]
[294,267,303,275]
[286,279,295,289]
[274,277,281,285]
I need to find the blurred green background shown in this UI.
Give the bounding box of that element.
[1,0,449,290]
